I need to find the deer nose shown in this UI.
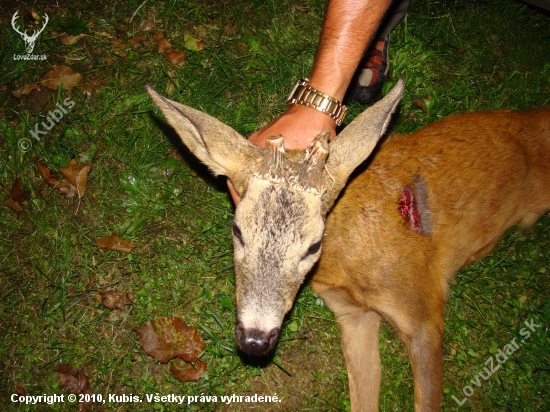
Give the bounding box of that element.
[235,322,280,356]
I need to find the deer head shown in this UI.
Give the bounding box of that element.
[12,11,49,54]
[147,80,404,355]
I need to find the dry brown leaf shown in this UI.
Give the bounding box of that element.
[4,177,24,215]
[95,289,134,310]
[15,381,26,396]
[41,66,83,90]
[59,159,91,198]
[111,38,128,57]
[135,317,206,363]
[52,31,88,45]
[33,156,58,185]
[165,69,179,96]
[152,32,172,53]
[170,359,207,382]
[168,147,182,160]
[96,234,135,253]
[54,364,92,412]
[165,49,185,67]
[11,83,40,98]
[130,33,148,48]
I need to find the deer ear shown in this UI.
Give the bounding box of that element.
[147,85,262,196]
[322,79,404,211]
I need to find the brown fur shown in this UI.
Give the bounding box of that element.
[313,106,550,410]
[147,81,550,411]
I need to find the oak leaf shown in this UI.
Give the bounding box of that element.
[96,233,135,253]
[41,65,83,90]
[170,359,207,382]
[135,317,206,363]
[59,159,91,199]
[54,363,92,411]
[11,83,40,98]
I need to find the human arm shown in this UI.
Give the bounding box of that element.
[230,0,393,203]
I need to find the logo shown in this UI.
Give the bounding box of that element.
[12,11,48,60]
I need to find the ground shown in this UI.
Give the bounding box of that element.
[0,0,549,411]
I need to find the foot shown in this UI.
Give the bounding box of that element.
[346,35,390,106]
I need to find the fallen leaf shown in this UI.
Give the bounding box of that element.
[412,96,434,114]
[165,70,179,96]
[183,33,204,51]
[11,83,40,98]
[130,33,148,48]
[137,19,154,31]
[33,156,58,185]
[15,381,26,396]
[96,234,135,253]
[135,317,206,363]
[152,32,172,53]
[41,66,83,90]
[59,159,91,198]
[165,49,185,66]
[111,38,128,58]
[170,359,207,382]
[54,364,92,412]
[4,177,25,215]
[95,289,134,310]
[52,31,88,45]
[168,147,182,160]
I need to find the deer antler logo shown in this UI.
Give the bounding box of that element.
[11,11,49,54]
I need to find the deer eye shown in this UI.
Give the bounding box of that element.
[306,240,322,256]
[232,221,243,244]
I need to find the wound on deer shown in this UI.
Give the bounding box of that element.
[400,186,422,234]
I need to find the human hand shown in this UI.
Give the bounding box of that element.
[228,104,337,204]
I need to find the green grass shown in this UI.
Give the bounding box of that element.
[0,0,549,411]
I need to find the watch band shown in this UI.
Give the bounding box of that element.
[287,78,347,126]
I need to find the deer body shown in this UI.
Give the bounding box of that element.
[147,81,550,411]
[313,107,550,409]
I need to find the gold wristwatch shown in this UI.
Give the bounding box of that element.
[287,78,347,126]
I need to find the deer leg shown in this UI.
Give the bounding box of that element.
[386,309,444,411]
[317,288,382,412]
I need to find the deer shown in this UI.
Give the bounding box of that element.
[146,79,550,411]
[11,11,49,54]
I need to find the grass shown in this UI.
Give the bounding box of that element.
[0,0,549,411]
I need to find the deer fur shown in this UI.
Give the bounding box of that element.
[147,80,550,411]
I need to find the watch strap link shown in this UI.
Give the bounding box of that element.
[287,78,347,126]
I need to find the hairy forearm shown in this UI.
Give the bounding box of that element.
[309,0,392,100]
